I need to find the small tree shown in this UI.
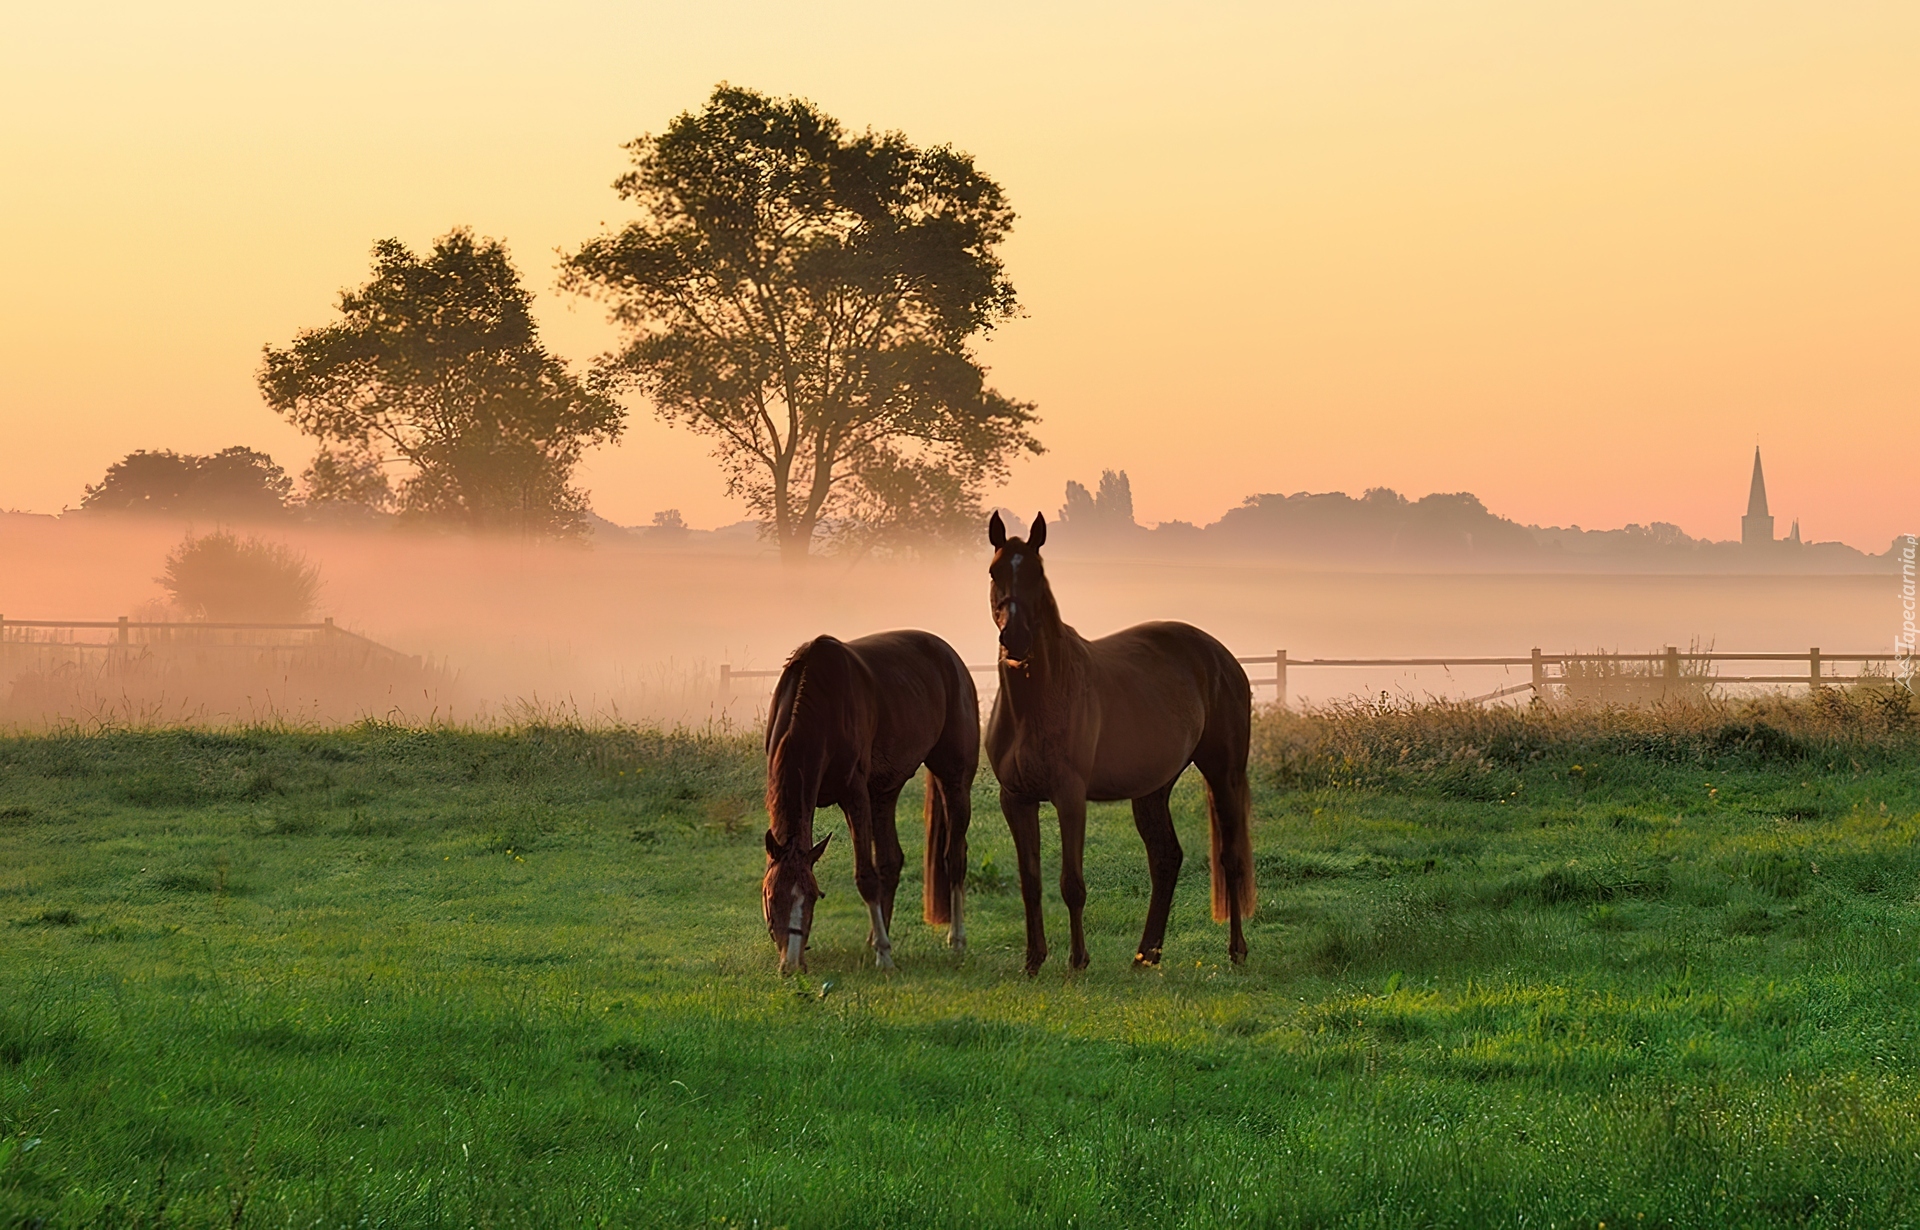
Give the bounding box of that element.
[563,86,1041,562]
[643,509,691,542]
[1058,470,1138,533]
[260,229,624,536]
[81,447,292,518]
[159,531,321,622]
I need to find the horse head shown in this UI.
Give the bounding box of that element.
[762,829,832,975]
[987,511,1050,665]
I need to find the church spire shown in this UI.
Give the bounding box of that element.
[1741,446,1774,548]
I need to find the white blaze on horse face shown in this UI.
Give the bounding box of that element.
[782,897,805,974]
[867,900,894,969]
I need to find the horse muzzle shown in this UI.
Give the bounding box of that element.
[778,899,808,975]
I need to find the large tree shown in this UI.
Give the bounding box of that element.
[260,230,623,536]
[563,86,1040,561]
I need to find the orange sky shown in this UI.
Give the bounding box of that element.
[1,2,1913,550]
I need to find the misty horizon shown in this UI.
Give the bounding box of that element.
[13,449,1903,561]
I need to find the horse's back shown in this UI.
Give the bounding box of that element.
[844,630,980,782]
[845,628,963,673]
[1089,621,1246,706]
[1081,621,1248,798]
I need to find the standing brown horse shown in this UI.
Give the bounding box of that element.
[762,630,978,975]
[985,511,1256,973]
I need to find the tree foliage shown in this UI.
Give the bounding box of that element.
[260,230,623,536]
[302,445,393,513]
[80,447,292,519]
[563,86,1040,560]
[159,531,321,622]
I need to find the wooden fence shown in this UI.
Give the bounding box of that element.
[0,616,420,668]
[722,647,1905,707]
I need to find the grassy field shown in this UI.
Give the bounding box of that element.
[2,691,1919,1227]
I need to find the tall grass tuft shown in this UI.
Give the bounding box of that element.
[1555,642,1716,705]
[1255,689,1918,791]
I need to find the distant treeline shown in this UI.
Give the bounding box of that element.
[53,449,1900,572]
[997,470,1901,572]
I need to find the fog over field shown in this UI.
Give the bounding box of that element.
[0,513,1899,727]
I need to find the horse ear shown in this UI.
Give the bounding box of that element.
[1029,512,1047,550]
[764,830,783,859]
[809,833,833,864]
[988,511,1007,549]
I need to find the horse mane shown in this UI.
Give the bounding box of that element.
[773,639,834,728]
[764,637,847,848]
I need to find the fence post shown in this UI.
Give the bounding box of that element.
[117,615,129,646]
[1664,645,1680,699]
[1275,649,1288,710]
[1809,646,1822,692]
[1530,647,1546,702]
[720,664,731,696]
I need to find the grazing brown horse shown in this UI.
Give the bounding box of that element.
[985,511,1256,973]
[762,630,978,975]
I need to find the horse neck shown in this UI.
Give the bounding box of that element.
[1001,587,1083,712]
[765,733,824,847]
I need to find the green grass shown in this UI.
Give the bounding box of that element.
[1,702,1919,1227]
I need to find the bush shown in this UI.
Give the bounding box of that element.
[159,531,321,622]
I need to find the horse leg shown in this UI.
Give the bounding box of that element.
[945,768,973,952]
[1002,790,1048,974]
[871,783,906,946]
[1130,781,1184,967]
[1057,789,1091,971]
[843,787,894,970]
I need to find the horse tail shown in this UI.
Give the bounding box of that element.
[923,768,955,925]
[1204,659,1257,922]
[1208,765,1256,922]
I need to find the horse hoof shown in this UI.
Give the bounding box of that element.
[1133,950,1161,968]
[1230,950,1246,966]
[876,952,896,970]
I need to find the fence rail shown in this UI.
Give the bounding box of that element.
[721,646,1906,707]
[0,616,418,666]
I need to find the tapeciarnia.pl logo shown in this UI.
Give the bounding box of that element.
[1898,533,1916,694]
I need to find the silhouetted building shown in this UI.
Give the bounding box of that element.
[1741,447,1774,548]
